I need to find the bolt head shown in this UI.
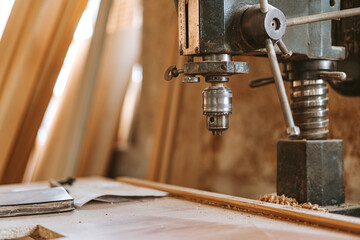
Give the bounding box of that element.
[286,126,300,139]
[282,50,293,58]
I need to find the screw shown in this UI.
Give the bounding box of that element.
[286,126,300,139]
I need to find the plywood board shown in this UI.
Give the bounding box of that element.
[118,177,360,234]
[0,178,358,240]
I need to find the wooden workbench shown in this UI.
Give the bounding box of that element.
[0,177,359,239]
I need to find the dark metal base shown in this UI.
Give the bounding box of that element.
[328,204,360,218]
[277,139,345,206]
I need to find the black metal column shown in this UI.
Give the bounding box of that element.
[277,139,345,206]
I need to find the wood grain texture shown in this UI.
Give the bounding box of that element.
[329,91,360,201]
[77,27,142,177]
[30,0,114,181]
[112,0,178,179]
[0,0,32,93]
[77,0,142,177]
[118,177,360,234]
[29,39,90,182]
[62,0,113,176]
[32,0,141,180]
[0,178,358,240]
[0,0,74,182]
[147,21,185,182]
[1,0,87,184]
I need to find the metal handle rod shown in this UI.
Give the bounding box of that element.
[287,7,360,27]
[265,39,299,138]
[276,39,292,58]
[259,0,269,13]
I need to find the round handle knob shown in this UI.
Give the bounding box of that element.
[164,65,184,81]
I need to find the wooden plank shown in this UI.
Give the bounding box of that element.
[0,0,64,180]
[61,0,113,175]
[147,17,184,182]
[158,47,185,183]
[77,0,142,177]
[114,0,179,179]
[2,0,87,184]
[30,0,114,181]
[146,27,176,181]
[0,0,32,93]
[29,39,91,182]
[117,177,360,234]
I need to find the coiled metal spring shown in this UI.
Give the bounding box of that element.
[291,79,329,140]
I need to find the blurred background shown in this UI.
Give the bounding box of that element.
[0,0,359,202]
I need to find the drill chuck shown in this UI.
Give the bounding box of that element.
[202,85,232,136]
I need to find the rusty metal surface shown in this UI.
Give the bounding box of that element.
[184,61,249,76]
[328,204,360,217]
[332,0,360,58]
[179,0,344,59]
[331,0,360,96]
[277,140,345,206]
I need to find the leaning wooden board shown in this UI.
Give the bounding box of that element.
[0,177,358,239]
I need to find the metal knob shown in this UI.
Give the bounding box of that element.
[164,65,184,81]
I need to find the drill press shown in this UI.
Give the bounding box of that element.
[165,0,360,208]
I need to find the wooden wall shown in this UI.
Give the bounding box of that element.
[112,0,177,178]
[113,0,360,201]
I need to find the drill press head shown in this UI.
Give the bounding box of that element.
[166,0,288,135]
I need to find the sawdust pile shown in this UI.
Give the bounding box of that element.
[258,193,327,212]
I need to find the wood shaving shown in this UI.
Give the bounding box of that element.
[258,193,327,212]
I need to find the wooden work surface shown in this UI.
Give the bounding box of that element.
[0,178,359,240]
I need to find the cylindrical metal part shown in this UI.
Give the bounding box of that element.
[276,39,293,58]
[202,85,232,135]
[206,115,229,136]
[202,54,232,83]
[205,76,229,83]
[202,85,232,113]
[202,54,232,62]
[241,5,287,49]
[285,60,336,140]
[287,7,360,27]
[266,39,300,139]
[291,80,329,140]
[182,76,200,83]
[260,0,269,13]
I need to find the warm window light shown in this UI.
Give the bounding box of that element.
[132,63,143,84]
[117,64,143,149]
[53,44,78,97]
[37,0,101,143]
[73,10,94,40]
[74,0,100,40]
[54,0,101,97]
[0,0,15,39]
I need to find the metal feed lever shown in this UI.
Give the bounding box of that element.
[259,4,360,138]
